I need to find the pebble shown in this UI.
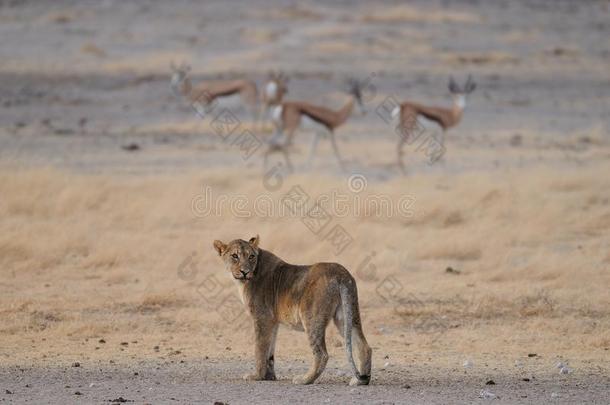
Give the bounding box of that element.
[479,389,496,399]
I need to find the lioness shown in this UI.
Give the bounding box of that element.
[213,235,372,386]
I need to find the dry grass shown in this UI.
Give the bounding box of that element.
[361,5,480,24]
[1,163,609,365]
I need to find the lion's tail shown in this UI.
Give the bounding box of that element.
[339,283,368,384]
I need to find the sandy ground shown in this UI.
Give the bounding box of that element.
[1,0,610,403]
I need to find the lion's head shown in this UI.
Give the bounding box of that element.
[213,235,260,281]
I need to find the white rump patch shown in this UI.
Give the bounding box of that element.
[265,81,278,99]
[391,106,400,120]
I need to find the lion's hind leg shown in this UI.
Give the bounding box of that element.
[292,322,329,385]
[351,324,372,385]
[332,310,370,385]
[292,298,335,385]
[337,283,372,386]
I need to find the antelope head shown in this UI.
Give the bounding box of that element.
[170,61,192,95]
[346,78,366,116]
[448,74,476,110]
[266,70,289,101]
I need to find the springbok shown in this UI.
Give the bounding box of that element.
[259,71,289,130]
[394,75,476,172]
[170,62,258,119]
[264,79,365,172]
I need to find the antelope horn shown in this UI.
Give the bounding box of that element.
[448,75,460,93]
[465,74,476,93]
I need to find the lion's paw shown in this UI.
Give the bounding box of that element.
[349,376,370,386]
[264,371,277,381]
[292,375,312,385]
[243,373,262,381]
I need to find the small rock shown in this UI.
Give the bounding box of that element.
[99,339,106,344]
[510,134,523,147]
[551,392,559,398]
[522,378,530,382]
[527,353,537,357]
[5,390,13,394]
[463,360,473,368]
[445,266,461,274]
[559,366,572,374]
[74,391,82,396]
[485,380,495,385]
[383,361,390,368]
[54,128,75,136]
[120,342,129,346]
[402,384,411,389]
[479,389,496,399]
[110,397,133,403]
[121,143,140,152]
[72,362,80,368]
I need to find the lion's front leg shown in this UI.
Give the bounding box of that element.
[264,324,279,380]
[243,320,277,381]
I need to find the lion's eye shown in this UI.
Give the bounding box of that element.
[231,253,239,261]
[249,254,255,261]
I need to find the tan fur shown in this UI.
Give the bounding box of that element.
[171,63,258,116]
[263,80,365,172]
[396,75,476,173]
[213,236,372,386]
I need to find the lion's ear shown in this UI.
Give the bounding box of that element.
[248,235,260,248]
[213,240,227,256]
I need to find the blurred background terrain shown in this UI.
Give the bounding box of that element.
[1,1,609,403]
